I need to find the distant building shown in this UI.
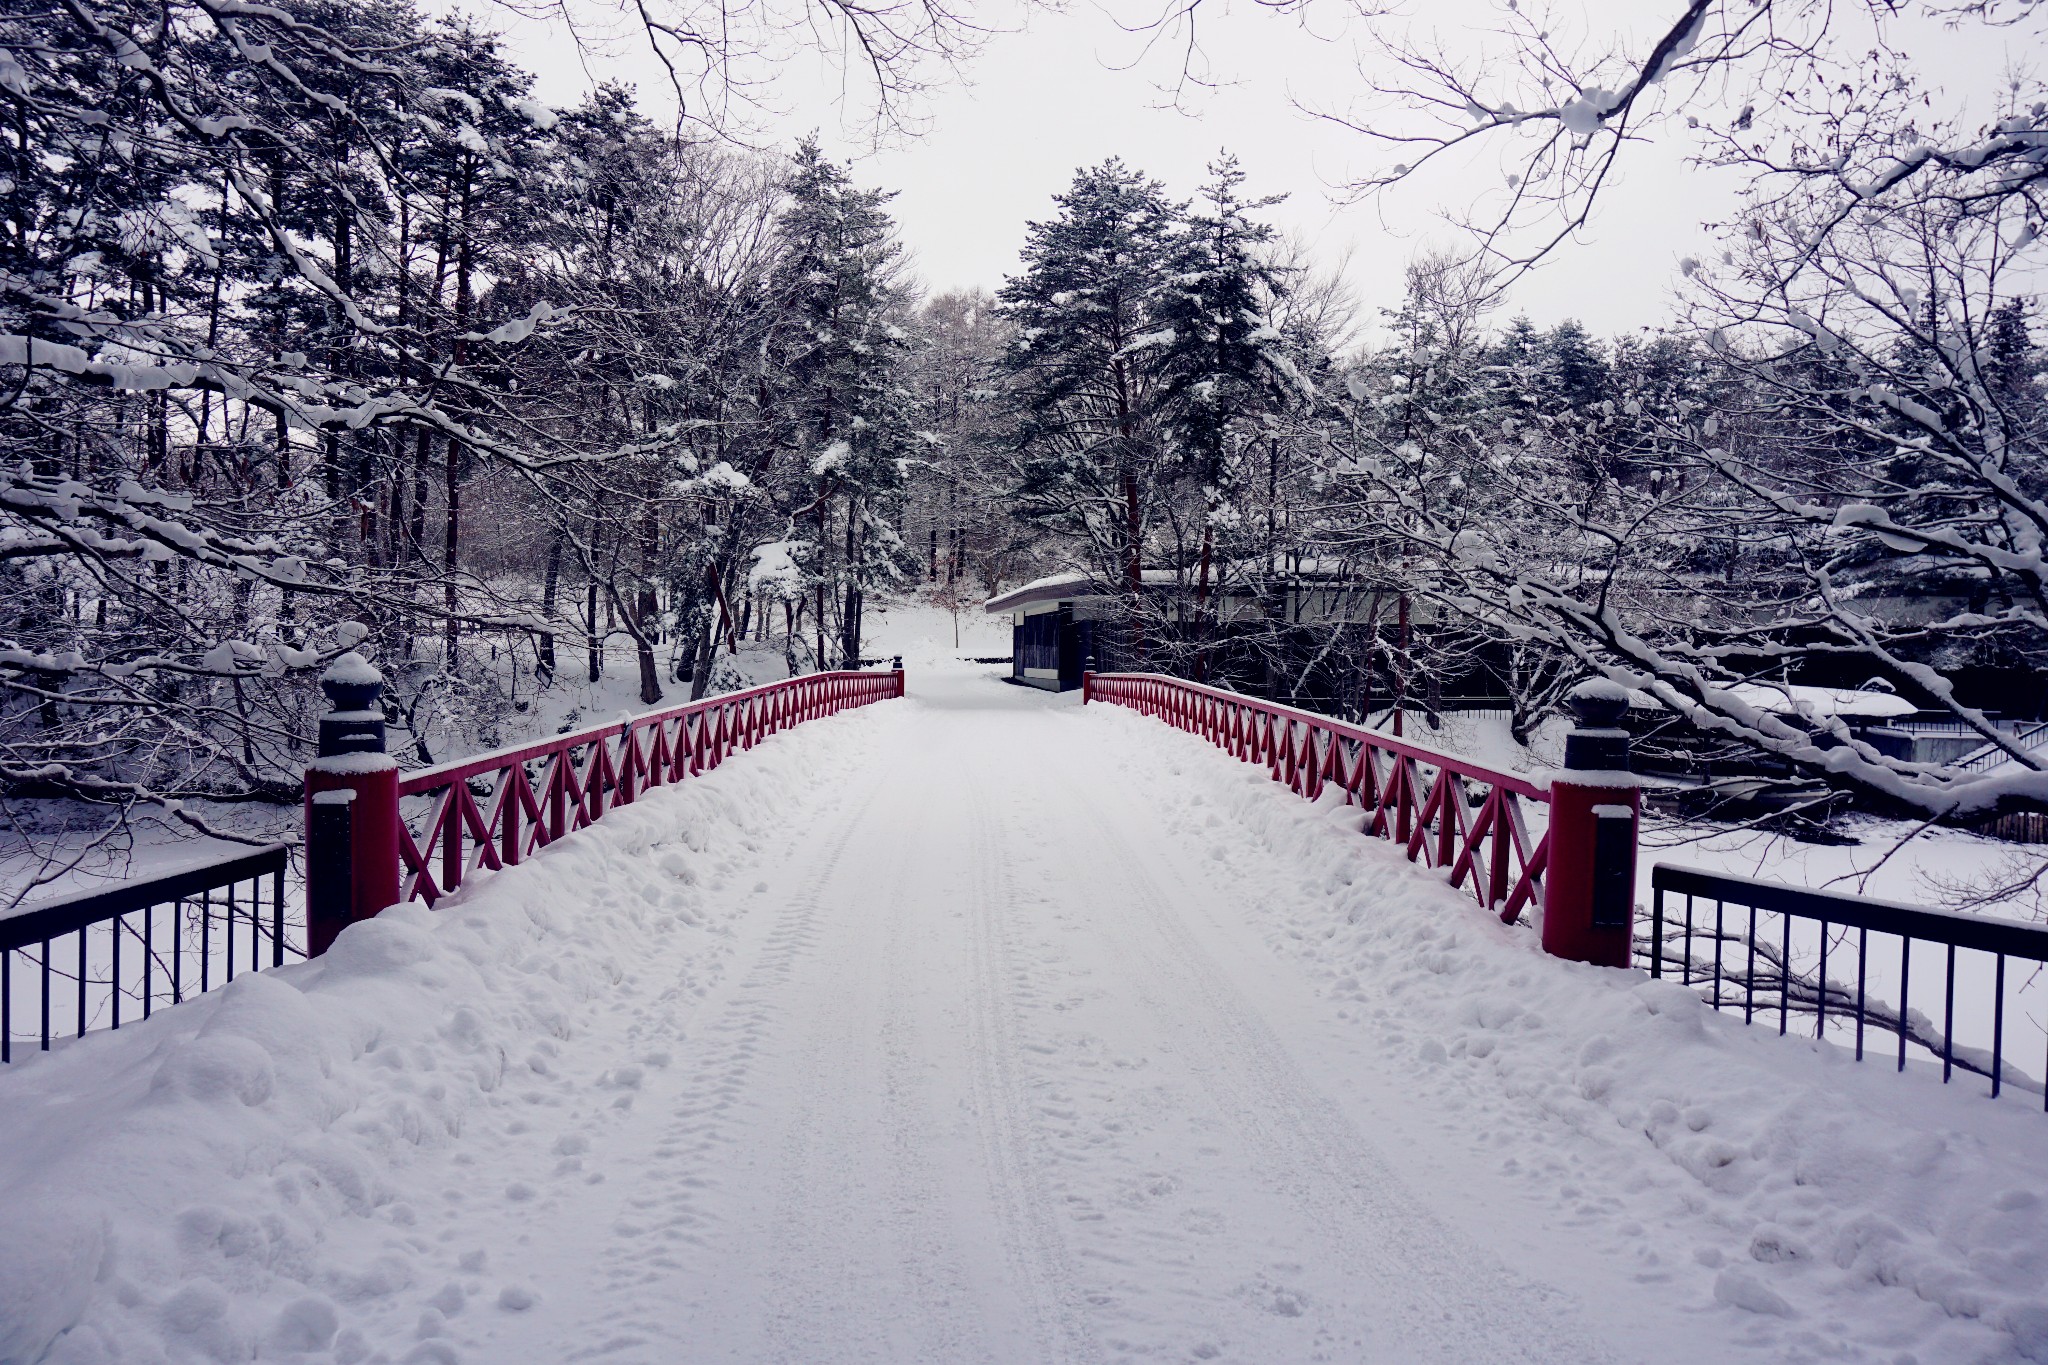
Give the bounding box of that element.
[982,573,1115,691]
[983,563,1417,693]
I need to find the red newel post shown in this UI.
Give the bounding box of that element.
[892,656,905,698]
[1541,680,1640,969]
[304,652,401,956]
[1080,653,1097,705]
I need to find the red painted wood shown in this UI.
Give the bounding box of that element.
[1540,782,1638,966]
[394,671,901,907]
[1087,672,1548,918]
[304,763,402,939]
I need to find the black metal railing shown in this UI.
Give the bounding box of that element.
[1952,720,2048,773]
[2,844,294,1062]
[1645,863,2048,1107]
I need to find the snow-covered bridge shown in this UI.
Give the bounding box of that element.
[4,656,2048,1365]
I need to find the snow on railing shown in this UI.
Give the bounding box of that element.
[1084,672,1550,922]
[396,669,905,908]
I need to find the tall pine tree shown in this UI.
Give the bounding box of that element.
[998,159,1181,657]
[767,136,915,670]
[1151,154,1301,676]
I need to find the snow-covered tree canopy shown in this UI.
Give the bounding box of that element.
[0,0,928,873]
[8,0,2047,879]
[1244,0,2048,287]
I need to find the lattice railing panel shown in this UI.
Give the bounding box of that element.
[1088,673,1548,921]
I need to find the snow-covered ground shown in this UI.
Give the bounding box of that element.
[4,625,2047,1364]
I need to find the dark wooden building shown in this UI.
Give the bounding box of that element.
[985,574,1106,691]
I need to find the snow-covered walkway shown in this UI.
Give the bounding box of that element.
[5,655,2048,1365]
[456,670,1603,1364]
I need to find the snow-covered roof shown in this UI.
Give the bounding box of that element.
[983,570,1181,613]
[1629,682,1917,722]
[1231,555,1376,581]
[983,572,1096,614]
[983,563,1344,614]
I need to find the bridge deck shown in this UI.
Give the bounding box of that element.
[5,660,2038,1364]
[362,667,1621,1363]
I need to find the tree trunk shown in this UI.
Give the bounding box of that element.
[635,506,663,705]
[816,495,830,668]
[410,430,430,558]
[841,504,863,666]
[538,533,562,683]
[442,438,460,669]
[324,432,342,503]
[361,438,381,570]
[687,618,717,700]
[634,618,662,704]
[442,154,475,674]
[1394,591,1411,738]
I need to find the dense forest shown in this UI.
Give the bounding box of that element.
[5,0,2048,886]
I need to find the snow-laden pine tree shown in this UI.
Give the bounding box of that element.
[902,290,1034,601]
[997,159,1182,661]
[513,90,792,707]
[0,0,935,880]
[1322,255,1507,730]
[765,137,916,672]
[1148,155,1304,682]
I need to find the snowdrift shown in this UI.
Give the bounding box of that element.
[2,660,2045,1364]
[0,707,891,1365]
[1083,703,2048,1364]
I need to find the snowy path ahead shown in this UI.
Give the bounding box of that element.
[8,653,2048,1365]
[464,670,1606,1365]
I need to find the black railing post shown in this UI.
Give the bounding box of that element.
[307,790,356,958]
[2,843,290,1063]
[272,863,287,967]
[1651,882,1665,978]
[1651,859,2048,1104]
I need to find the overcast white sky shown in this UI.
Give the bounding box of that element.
[483,0,2019,343]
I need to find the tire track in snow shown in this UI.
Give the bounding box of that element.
[404,678,1619,1364]
[960,761,1098,1363]
[724,707,1072,1364]
[1061,774,1613,1364]
[755,763,979,1364]
[537,699,1086,1365]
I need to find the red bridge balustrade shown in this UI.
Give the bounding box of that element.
[1084,672,1551,923]
[398,670,904,907]
[305,665,905,950]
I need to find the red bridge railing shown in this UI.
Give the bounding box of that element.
[1085,672,1549,922]
[396,670,904,907]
